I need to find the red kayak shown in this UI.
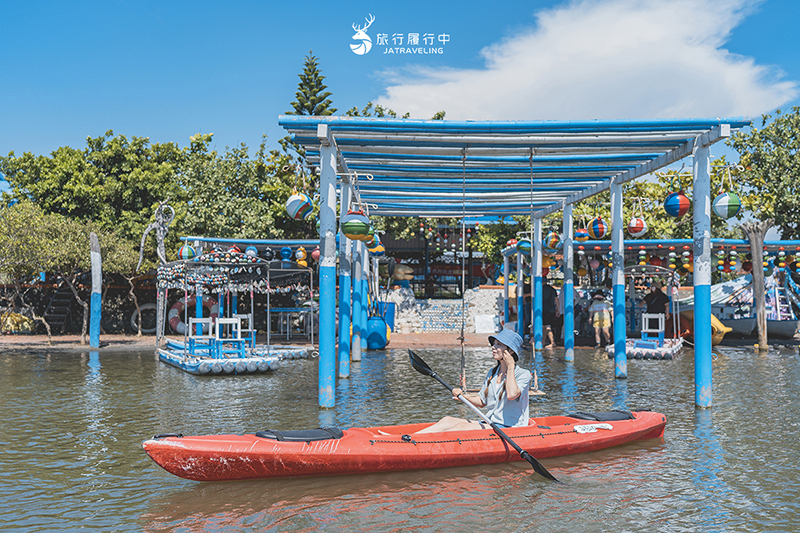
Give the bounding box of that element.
[142,410,665,481]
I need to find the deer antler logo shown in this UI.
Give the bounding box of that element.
[350,14,375,55]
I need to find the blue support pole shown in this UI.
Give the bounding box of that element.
[693,144,713,407]
[361,246,369,350]
[338,183,352,378]
[351,244,362,362]
[515,252,523,336]
[89,233,101,348]
[503,255,510,326]
[563,205,575,362]
[231,293,237,316]
[317,125,338,408]
[533,218,543,351]
[195,287,203,336]
[610,181,627,378]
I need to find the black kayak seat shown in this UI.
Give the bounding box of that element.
[567,410,636,422]
[255,427,344,442]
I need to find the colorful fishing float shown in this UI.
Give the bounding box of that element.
[588,216,608,239]
[341,208,371,241]
[544,231,562,252]
[663,190,690,218]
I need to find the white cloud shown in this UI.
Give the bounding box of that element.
[376,0,798,120]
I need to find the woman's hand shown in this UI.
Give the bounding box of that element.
[502,350,516,369]
[451,387,463,400]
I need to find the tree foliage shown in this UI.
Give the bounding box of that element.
[729,107,800,238]
[0,201,136,342]
[177,134,316,245]
[286,51,336,116]
[0,131,186,248]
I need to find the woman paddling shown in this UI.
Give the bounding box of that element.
[416,329,531,433]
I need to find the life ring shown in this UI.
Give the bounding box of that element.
[130,303,158,334]
[168,296,219,334]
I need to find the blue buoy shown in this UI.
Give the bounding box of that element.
[366,316,388,350]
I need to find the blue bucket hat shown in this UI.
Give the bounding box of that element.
[488,328,523,361]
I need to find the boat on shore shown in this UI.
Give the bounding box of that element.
[678,273,800,340]
[142,409,666,481]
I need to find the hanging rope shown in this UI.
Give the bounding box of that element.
[529,148,545,395]
[459,147,467,389]
[718,163,743,194]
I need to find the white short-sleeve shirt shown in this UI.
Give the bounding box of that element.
[479,365,532,427]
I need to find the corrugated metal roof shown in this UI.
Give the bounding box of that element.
[279,116,751,218]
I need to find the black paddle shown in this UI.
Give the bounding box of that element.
[408,349,558,482]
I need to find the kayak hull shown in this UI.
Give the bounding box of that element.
[142,411,666,481]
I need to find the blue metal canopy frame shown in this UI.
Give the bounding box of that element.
[279,115,752,410]
[279,116,750,218]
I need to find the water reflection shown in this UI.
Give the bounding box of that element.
[559,362,578,414]
[1,346,798,532]
[691,409,734,528]
[611,377,628,411]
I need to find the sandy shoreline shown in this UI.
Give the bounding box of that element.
[0,331,502,353]
[2,330,796,354]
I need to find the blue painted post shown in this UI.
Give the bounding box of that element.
[352,244,362,362]
[195,286,203,336]
[693,144,713,407]
[533,218,543,351]
[231,293,237,316]
[503,255,510,326]
[89,233,101,348]
[338,183,352,378]
[610,181,627,378]
[317,124,338,407]
[563,205,575,362]
[515,250,523,336]
[360,244,369,350]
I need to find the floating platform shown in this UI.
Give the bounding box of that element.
[606,337,684,360]
[158,339,311,375]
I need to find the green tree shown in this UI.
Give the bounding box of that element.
[0,201,59,340]
[345,102,410,119]
[286,51,336,116]
[729,107,800,238]
[176,134,317,245]
[0,131,186,255]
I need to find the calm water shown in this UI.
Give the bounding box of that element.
[1,343,798,532]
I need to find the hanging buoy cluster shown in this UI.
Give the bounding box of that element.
[195,249,265,265]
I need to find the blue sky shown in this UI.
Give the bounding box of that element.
[1,0,798,159]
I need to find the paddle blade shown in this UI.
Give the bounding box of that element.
[408,350,434,377]
[520,451,559,482]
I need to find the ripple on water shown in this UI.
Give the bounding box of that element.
[1,345,798,532]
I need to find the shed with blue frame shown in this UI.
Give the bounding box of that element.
[280,115,751,409]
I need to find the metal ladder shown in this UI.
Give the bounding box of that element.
[774,286,794,321]
[42,282,75,333]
